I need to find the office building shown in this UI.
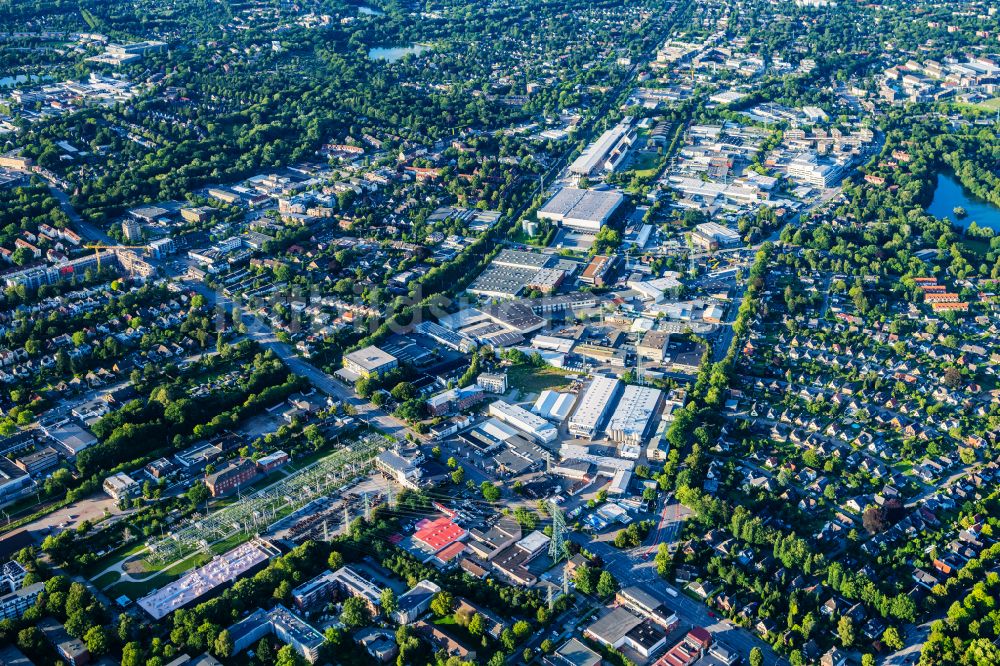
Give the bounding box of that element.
[690,222,741,251]
[2,560,27,592]
[637,330,670,363]
[228,605,325,663]
[0,457,33,505]
[476,373,508,394]
[652,627,712,666]
[544,638,602,666]
[0,581,42,620]
[103,472,140,500]
[38,617,89,666]
[579,254,619,286]
[375,450,423,490]
[585,607,666,659]
[122,219,143,242]
[343,346,398,378]
[329,566,384,615]
[616,585,680,630]
[13,446,59,476]
[256,450,290,473]
[205,458,258,496]
[427,386,484,417]
[393,579,441,624]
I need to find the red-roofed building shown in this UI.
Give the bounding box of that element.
[414,517,468,554]
[653,627,712,666]
[433,542,467,567]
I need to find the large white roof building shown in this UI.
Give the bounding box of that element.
[568,376,622,438]
[532,390,577,423]
[538,187,625,233]
[488,400,558,443]
[606,385,664,444]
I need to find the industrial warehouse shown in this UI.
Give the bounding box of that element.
[537,187,625,233]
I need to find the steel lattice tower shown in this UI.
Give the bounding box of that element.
[548,500,567,563]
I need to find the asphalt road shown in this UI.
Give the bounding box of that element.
[183,282,421,443]
[882,621,930,666]
[47,185,112,244]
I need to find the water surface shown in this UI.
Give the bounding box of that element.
[926,172,1000,232]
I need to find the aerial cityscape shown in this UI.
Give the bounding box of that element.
[0,0,999,665]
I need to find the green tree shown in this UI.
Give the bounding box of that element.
[430,591,454,617]
[214,630,234,658]
[574,566,596,594]
[121,642,144,666]
[801,612,816,640]
[596,570,618,598]
[83,626,109,656]
[276,644,306,666]
[187,482,210,509]
[882,626,903,651]
[380,588,397,615]
[749,647,763,666]
[480,482,501,502]
[340,596,370,627]
[838,615,855,647]
[512,620,531,641]
[468,613,485,637]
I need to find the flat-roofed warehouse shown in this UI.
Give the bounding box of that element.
[568,375,622,438]
[607,385,663,444]
[488,400,558,443]
[492,249,554,270]
[569,117,634,176]
[468,265,539,299]
[538,188,625,233]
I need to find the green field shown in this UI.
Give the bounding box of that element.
[976,97,1000,111]
[92,571,121,589]
[628,151,662,178]
[507,364,575,394]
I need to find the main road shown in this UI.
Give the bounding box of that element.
[185,283,420,442]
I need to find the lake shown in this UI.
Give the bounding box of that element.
[926,172,1000,232]
[368,45,429,62]
[0,74,34,87]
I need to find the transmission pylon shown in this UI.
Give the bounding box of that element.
[563,561,570,595]
[547,585,554,610]
[363,493,371,522]
[387,483,396,509]
[343,505,351,537]
[548,501,567,563]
